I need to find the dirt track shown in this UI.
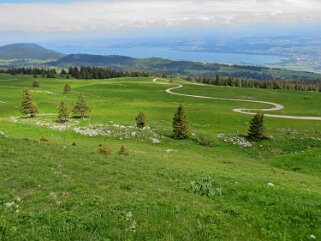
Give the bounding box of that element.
[153,79,321,121]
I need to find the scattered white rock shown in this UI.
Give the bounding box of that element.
[32,90,54,95]
[165,149,174,153]
[310,235,316,240]
[151,138,161,144]
[267,182,275,187]
[10,115,159,143]
[217,133,252,147]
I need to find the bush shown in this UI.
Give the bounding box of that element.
[32,80,40,88]
[198,135,215,147]
[135,112,146,128]
[40,137,49,142]
[98,144,112,155]
[71,142,77,146]
[63,84,72,93]
[189,175,221,198]
[118,146,129,155]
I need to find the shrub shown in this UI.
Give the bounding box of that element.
[63,84,72,93]
[135,112,146,128]
[71,142,77,146]
[98,144,112,155]
[118,146,129,155]
[40,137,49,142]
[198,135,215,147]
[172,104,191,139]
[189,175,221,198]
[32,80,40,88]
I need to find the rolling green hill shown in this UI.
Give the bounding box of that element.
[50,53,321,82]
[0,43,64,60]
[0,73,321,240]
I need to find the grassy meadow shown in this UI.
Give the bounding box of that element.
[0,74,321,240]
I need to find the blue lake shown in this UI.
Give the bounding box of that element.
[54,47,284,66]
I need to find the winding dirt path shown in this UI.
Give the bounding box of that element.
[153,79,321,121]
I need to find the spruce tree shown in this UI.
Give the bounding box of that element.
[172,104,190,139]
[72,94,90,118]
[63,84,72,93]
[57,101,69,123]
[135,112,146,128]
[248,112,265,141]
[21,88,38,118]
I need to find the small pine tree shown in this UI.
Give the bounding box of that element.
[63,84,72,93]
[57,101,69,122]
[72,94,90,118]
[135,112,146,128]
[248,112,265,141]
[172,104,190,139]
[32,80,40,88]
[21,88,39,118]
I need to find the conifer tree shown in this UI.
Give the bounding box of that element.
[57,101,69,122]
[248,112,265,141]
[32,80,40,88]
[72,94,90,118]
[21,88,38,118]
[135,112,146,128]
[172,104,190,139]
[63,84,72,93]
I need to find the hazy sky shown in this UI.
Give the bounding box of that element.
[1,0,321,43]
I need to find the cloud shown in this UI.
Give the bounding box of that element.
[0,0,321,32]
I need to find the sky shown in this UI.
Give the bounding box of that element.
[1,0,321,44]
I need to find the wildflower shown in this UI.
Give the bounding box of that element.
[125,211,132,220]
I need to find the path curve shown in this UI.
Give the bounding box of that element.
[153,78,321,121]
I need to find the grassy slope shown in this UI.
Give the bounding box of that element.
[0,74,321,240]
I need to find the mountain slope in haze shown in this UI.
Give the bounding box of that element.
[0,43,64,60]
[53,54,135,66]
[50,53,321,82]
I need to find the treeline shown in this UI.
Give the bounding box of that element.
[67,66,165,79]
[0,67,166,80]
[0,67,57,78]
[186,75,321,92]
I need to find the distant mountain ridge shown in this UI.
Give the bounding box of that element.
[53,54,135,66]
[1,43,321,82]
[50,53,321,82]
[0,43,63,60]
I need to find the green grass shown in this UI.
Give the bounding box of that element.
[0,74,321,240]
